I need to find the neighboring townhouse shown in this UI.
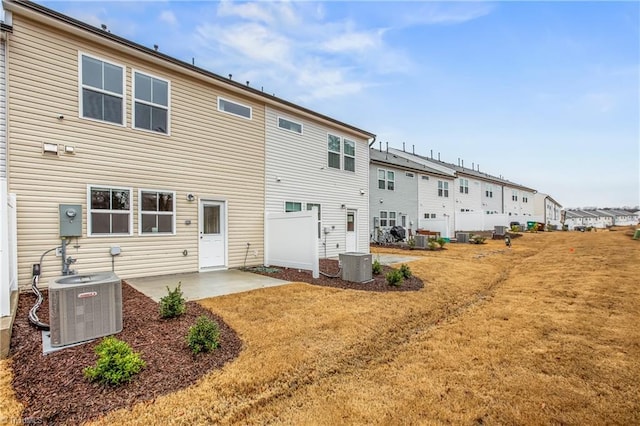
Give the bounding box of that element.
[1,0,374,292]
[369,148,452,239]
[264,106,374,258]
[534,193,563,229]
[564,209,609,229]
[598,209,638,226]
[386,148,457,238]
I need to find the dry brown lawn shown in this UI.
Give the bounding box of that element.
[2,229,639,425]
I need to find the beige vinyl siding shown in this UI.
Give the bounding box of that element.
[8,15,265,289]
[0,37,6,178]
[265,106,370,256]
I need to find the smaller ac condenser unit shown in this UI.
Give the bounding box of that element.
[414,235,429,249]
[339,252,373,283]
[49,272,123,347]
[456,233,470,243]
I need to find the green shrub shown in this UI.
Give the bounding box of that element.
[436,237,447,248]
[399,264,412,279]
[84,336,145,386]
[187,316,220,355]
[407,237,416,250]
[469,235,486,244]
[386,269,404,287]
[427,239,439,250]
[372,259,382,275]
[159,283,186,319]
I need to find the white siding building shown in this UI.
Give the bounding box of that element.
[265,107,374,258]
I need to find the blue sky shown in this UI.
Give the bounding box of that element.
[36,1,640,208]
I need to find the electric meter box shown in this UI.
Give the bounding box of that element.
[59,204,82,237]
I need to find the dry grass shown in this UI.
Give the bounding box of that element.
[2,230,639,425]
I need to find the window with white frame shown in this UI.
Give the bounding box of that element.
[421,175,429,180]
[485,185,494,198]
[88,186,132,235]
[139,190,175,234]
[438,180,449,197]
[406,172,415,178]
[218,97,252,119]
[306,203,322,238]
[328,134,341,169]
[459,178,469,194]
[424,213,436,219]
[377,169,394,190]
[133,71,169,134]
[523,196,528,203]
[343,139,355,172]
[512,190,518,201]
[80,54,124,125]
[389,211,396,227]
[285,201,302,212]
[278,117,303,134]
[379,211,388,227]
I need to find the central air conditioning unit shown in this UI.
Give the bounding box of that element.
[456,232,470,243]
[415,234,429,249]
[339,252,373,283]
[49,272,123,347]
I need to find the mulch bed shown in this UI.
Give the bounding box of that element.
[9,282,242,425]
[9,259,421,424]
[248,258,424,292]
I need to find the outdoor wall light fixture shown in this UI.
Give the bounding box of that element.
[379,199,383,204]
[275,176,282,182]
[360,189,365,195]
[186,193,196,202]
[341,204,346,209]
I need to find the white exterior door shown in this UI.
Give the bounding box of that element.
[346,209,357,252]
[199,201,226,269]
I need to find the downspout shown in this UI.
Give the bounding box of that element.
[368,136,377,148]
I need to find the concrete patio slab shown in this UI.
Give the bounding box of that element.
[371,253,422,265]
[126,269,290,302]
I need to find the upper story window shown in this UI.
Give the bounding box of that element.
[80,54,124,125]
[406,172,415,178]
[133,71,169,134]
[343,139,355,172]
[378,169,395,190]
[88,186,132,236]
[512,190,518,201]
[139,190,175,234]
[218,97,252,119]
[523,196,528,203]
[438,180,449,197]
[459,178,469,194]
[278,117,303,134]
[485,185,494,198]
[328,134,341,169]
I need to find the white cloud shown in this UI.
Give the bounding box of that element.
[321,29,385,53]
[159,10,177,26]
[400,3,494,26]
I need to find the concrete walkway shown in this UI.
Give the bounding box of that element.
[372,253,422,265]
[126,269,290,302]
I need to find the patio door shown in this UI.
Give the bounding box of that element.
[346,209,357,252]
[199,200,226,269]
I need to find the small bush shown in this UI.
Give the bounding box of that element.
[372,259,383,275]
[407,237,416,250]
[399,264,412,279]
[436,237,447,248]
[386,269,404,287]
[427,239,439,250]
[469,235,486,244]
[159,283,186,319]
[84,336,145,386]
[187,316,220,355]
